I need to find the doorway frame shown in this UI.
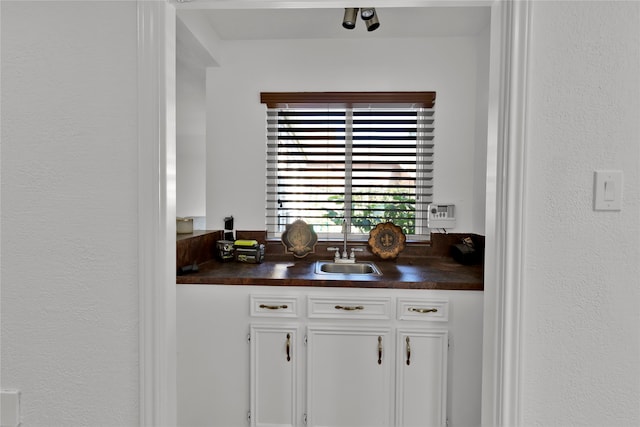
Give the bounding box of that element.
[137,1,531,426]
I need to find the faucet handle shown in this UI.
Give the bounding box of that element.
[327,247,341,260]
[349,247,364,259]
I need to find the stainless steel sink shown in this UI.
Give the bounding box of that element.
[315,261,382,276]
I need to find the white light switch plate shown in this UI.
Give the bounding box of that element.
[594,170,623,211]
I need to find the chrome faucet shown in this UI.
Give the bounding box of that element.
[343,219,348,258]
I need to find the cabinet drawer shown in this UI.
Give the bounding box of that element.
[250,295,299,317]
[396,298,449,322]
[308,296,392,320]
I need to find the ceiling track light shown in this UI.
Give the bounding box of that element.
[360,8,375,21]
[342,8,358,30]
[365,10,380,31]
[342,7,380,32]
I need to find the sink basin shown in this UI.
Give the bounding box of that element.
[315,261,382,276]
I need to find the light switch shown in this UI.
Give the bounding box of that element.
[594,170,623,211]
[604,180,615,201]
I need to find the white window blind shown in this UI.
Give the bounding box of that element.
[262,92,435,240]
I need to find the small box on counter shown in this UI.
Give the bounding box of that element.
[450,236,483,265]
[234,240,265,264]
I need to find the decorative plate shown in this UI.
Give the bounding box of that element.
[281,219,318,258]
[368,222,406,260]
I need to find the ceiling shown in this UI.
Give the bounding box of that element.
[180,7,491,41]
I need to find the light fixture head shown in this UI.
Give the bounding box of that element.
[360,8,375,21]
[342,8,358,30]
[365,10,380,31]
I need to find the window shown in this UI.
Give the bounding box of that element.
[261,92,435,240]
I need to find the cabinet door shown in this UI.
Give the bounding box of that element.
[250,324,300,427]
[395,329,448,427]
[306,326,393,427]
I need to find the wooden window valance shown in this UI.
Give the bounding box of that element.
[260,91,436,109]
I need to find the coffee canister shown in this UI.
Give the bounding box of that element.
[216,240,235,262]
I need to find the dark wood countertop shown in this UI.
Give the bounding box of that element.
[176,256,484,290]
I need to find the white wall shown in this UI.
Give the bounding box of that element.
[176,17,210,222]
[521,2,640,425]
[1,2,139,425]
[4,2,638,427]
[473,24,490,233]
[205,35,490,234]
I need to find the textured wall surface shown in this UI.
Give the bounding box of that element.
[1,2,139,425]
[176,17,209,219]
[522,2,640,425]
[3,2,639,427]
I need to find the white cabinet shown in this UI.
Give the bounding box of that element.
[395,329,448,427]
[304,296,394,426]
[307,296,392,320]
[306,325,393,427]
[249,324,300,427]
[177,285,483,427]
[249,293,450,427]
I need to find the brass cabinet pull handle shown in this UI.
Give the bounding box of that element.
[286,333,291,362]
[335,305,364,311]
[406,336,411,365]
[378,336,383,365]
[408,307,438,314]
[259,304,288,310]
